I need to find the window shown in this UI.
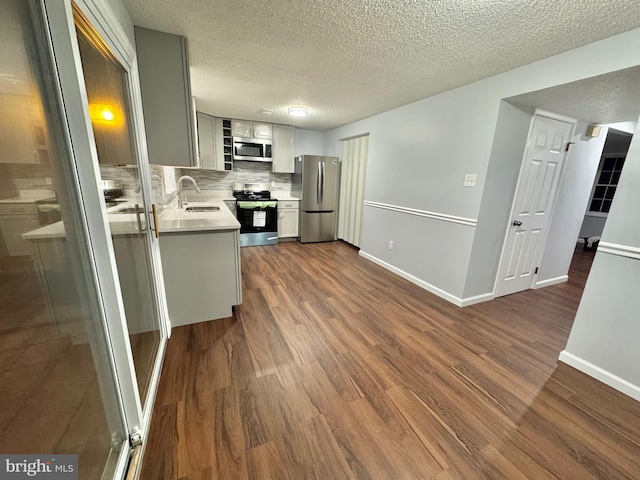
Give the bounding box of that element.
[588,154,625,215]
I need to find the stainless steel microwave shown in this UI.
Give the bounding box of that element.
[233,137,272,162]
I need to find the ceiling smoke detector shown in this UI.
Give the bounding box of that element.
[288,107,308,117]
[260,109,274,116]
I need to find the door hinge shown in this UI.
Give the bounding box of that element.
[535,267,539,274]
[565,142,575,152]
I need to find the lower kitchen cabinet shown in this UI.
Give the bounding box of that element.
[0,203,40,256]
[278,200,299,239]
[159,229,242,326]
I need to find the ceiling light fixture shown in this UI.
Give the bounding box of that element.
[89,104,116,125]
[288,107,308,117]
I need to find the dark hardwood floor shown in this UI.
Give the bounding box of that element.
[141,242,640,479]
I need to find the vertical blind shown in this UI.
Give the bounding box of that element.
[338,135,369,247]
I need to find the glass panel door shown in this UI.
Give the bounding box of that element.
[73,9,162,410]
[0,0,127,478]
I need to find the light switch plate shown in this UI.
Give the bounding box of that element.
[464,174,477,187]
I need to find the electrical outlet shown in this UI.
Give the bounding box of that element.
[464,174,477,187]
[388,240,394,250]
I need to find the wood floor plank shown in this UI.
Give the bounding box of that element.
[142,403,179,480]
[211,386,248,480]
[246,442,291,480]
[141,242,640,480]
[349,397,444,479]
[297,415,356,480]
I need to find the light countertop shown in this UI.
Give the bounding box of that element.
[160,200,239,234]
[23,199,239,240]
[0,190,56,204]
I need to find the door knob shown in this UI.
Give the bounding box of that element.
[512,220,522,227]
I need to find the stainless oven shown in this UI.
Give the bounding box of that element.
[236,200,278,246]
[233,137,272,162]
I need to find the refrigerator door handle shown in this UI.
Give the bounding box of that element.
[320,161,325,204]
[317,161,322,206]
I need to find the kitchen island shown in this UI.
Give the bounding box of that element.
[158,200,242,326]
[23,199,242,331]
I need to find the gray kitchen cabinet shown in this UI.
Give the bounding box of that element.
[135,27,196,167]
[197,113,233,171]
[272,124,295,173]
[232,119,272,139]
[0,94,49,165]
[0,203,40,256]
[160,229,242,326]
[197,112,221,170]
[277,200,299,239]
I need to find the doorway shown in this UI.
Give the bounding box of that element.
[0,1,129,477]
[578,128,633,244]
[337,134,369,248]
[0,1,168,478]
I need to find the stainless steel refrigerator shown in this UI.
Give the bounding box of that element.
[293,155,340,243]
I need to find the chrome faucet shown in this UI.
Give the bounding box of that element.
[177,175,201,208]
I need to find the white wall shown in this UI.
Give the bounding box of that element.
[323,27,640,305]
[463,101,533,299]
[560,119,640,401]
[294,129,324,156]
[579,216,607,239]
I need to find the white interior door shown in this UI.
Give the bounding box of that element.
[338,135,369,247]
[496,113,576,297]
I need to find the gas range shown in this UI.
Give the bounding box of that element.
[232,183,277,201]
[232,183,278,247]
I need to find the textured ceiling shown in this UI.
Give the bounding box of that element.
[507,66,640,125]
[122,0,640,131]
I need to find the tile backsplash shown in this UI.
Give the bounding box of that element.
[176,161,293,192]
[99,164,177,207]
[100,162,292,204]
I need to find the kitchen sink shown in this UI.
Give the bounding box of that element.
[113,206,144,214]
[184,206,220,212]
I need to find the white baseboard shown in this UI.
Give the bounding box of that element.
[460,292,495,307]
[558,350,640,402]
[359,250,464,306]
[358,251,496,308]
[534,275,569,289]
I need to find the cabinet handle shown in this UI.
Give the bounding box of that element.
[152,204,159,238]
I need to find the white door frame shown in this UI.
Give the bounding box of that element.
[43,0,169,473]
[494,108,577,297]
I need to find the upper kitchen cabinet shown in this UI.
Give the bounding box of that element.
[197,113,233,171]
[0,94,50,165]
[135,27,196,167]
[232,120,272,139]
[272,124,295,173]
